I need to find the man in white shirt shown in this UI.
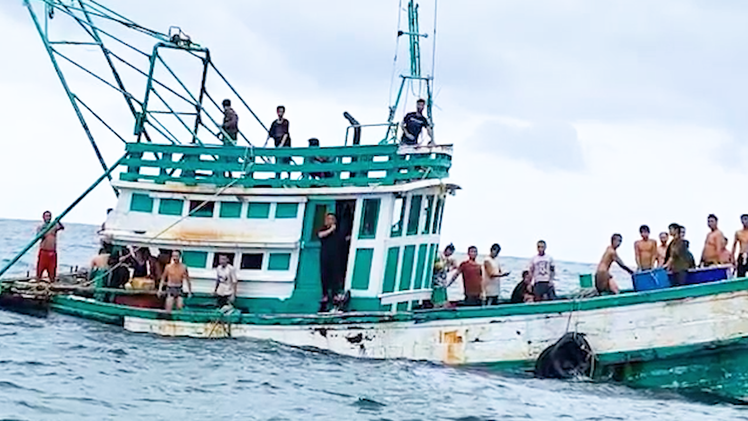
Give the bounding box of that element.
[483,243,510,305]
[214,254,238,308]
[529,240,556,301]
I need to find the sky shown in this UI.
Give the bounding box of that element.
[2,0,748,264]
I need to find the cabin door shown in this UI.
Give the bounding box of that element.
[292,199,336,311]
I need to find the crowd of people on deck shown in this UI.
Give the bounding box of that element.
[431,213,748,308]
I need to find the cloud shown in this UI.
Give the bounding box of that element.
[469,119,584,172]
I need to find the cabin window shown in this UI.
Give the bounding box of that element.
[219,202,242,219]
[268,253,291,271]
[240,253,264,270]
[182,251,207,268]
[189,200,214,218]
[422,195,435,234]
[432,197,445,234]
[247,202,271,219]
[130,193,154,213]
[358,199,380,239]
[212,252,236,268]
[406,195,423,236]
[390,197,407,237]
[275,203,299,219]
[158,198,184,216]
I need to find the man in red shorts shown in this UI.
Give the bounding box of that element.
[36,210,64,281]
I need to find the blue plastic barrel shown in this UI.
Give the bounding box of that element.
[632,268,671,292]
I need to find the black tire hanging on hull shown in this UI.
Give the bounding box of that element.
[535,332,595,379]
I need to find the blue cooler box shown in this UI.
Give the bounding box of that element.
[683,266,730,285]
[633,268,671,292]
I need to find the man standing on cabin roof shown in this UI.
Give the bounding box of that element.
[732,214,748,277]
[634,225,658,271]
[595,234,634,295]
[529,240,556,301]
[483,243,510,305]
[656,231,669,267]
[700,214,727,267]
[214,254,238,309]
[221,99,239,145]
[36,210,64,281]
[401,98,434,146]
[318,213,346,312]
[449,246,483,306]
[267,105,291,178]
[158,250,192,312]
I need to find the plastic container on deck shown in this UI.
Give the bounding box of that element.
[683,266,730,285]
[632,268,671,292]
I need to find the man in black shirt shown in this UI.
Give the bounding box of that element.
[401,98,433,145]
[267,105,290,148]
[267,105,291,177]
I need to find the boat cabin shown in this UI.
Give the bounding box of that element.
[103,141,456,313]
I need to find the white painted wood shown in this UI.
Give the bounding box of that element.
[124,289,748,366]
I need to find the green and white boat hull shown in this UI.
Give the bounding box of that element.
[47,277,748,402]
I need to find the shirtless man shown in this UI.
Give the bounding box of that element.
[36,211,64,281]
[700,214,727,267]
[595,234,635,294]
[656,232,669,267]
[634,225,658,271]
[732,214,748,277]
[158,250,192,311]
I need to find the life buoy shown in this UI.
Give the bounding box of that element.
[535,332,595,379]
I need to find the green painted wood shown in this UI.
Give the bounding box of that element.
[406,195,422,235]
[398,245,416,291]
[247,202,270,218]
[119,142,452,188]
[431,197,444,234]
[412,244,429,289]
[350,248,375,290]
[382,247,400,293]
[396,302,408,311]
[158,198,183,216]
[130,193,154,212]
[268,253,291,271]
[42,276,748,326]
[219,202,242,218]
[275,203,299,219]
[182,251,207,268]
[390,199,407,238]
[423,243,437,288]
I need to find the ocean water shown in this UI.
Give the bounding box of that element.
[0,218,746,420]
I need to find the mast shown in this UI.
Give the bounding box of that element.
[385,0,435,143]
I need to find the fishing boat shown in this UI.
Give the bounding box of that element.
[4,0,748,404]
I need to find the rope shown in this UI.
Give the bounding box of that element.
[388,0,404,107]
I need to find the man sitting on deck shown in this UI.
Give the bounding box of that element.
[158,250,193,312]
[595,234,634,295]
[634,225,657,271]
[36,210,64,282]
